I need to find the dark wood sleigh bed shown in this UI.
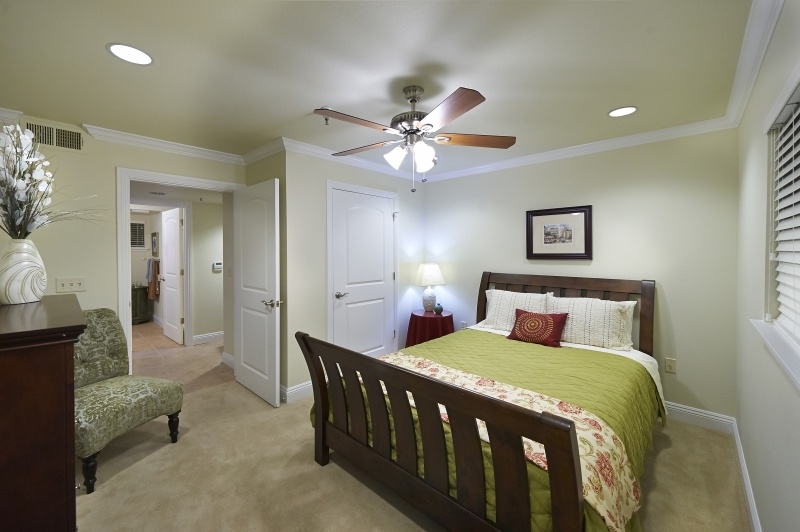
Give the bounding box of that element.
[295,272,656,532]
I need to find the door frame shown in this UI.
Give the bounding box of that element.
[116,167,244,361]
[326,181,399,347]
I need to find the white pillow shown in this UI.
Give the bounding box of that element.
[480,289,552,332]
[548,296,636,351]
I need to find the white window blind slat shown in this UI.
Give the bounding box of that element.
[773,101,800,345]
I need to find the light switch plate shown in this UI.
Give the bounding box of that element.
[56,277,86,293]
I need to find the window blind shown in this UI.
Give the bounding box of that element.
[774,102,800,342]
[130,222,146,250]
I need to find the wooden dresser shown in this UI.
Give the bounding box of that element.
[0,294,86,531]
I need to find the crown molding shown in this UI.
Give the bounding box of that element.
[83,124,245,166]
[729,0,785,127]
[0,107,23,123]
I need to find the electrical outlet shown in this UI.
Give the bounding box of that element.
[460,321,467,329]
[665,358,677,374]
[56,277,86,293]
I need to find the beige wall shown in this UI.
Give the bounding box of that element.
[736,0,800,529]
[424,130,740,416]
[0,116,244,313]
[190,202,224,336]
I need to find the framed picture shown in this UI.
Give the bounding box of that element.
[526,205,592,260]
[151,232,159,257]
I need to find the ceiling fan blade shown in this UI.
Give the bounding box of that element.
[419,88,486,133]
[433,133,516,149]
[332,139,403,157]
[314,108,398,133]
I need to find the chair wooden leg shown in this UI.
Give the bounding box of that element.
[168,411,180,443]
[81,453,99,494]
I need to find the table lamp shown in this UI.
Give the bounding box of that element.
[414,263,445,312]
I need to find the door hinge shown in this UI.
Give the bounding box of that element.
[393,330,396,339]
[180,269,184,275]
[180,318,184,324]
[393,212,399,220]
[180,219,184,227]
[393,272,395,281]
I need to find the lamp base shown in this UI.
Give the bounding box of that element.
[422,286,436,312]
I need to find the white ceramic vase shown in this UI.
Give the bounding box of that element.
[0,239,47,305]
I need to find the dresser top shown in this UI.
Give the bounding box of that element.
[0,294,86,344]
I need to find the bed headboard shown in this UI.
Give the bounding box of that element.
[476,272,656,356]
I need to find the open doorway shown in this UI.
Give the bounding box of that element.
[129,204,185,349]
[116,167,243,373]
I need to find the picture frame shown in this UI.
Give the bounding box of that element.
[151,232,159,257]
[526,205,592,260]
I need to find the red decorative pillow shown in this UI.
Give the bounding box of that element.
[507,310,569,347]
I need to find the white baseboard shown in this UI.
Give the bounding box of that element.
[221,351,234,368]
[152,314,163,327]
[281,381,313,403]
[665,401,761,532]
[193,331,223,344]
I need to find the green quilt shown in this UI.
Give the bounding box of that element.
[400,329,664,532]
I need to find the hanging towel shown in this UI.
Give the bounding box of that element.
[148,259,160,300]
[145,259,152,282]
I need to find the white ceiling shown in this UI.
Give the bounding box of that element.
[0,0,762,178]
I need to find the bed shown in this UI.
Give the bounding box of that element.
[295,272,663,532]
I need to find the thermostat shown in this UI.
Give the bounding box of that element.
[212,261,223,272]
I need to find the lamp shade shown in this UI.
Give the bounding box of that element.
[414,263,445,287]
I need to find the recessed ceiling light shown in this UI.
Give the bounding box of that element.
[609,106,637,118]
[107,44,152,65]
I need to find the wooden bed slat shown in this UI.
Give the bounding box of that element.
[321,359,348,432]
[386,384,418,475]
[585,290,604,299]
[414,397,449,494]
[608,292,628,302]
[449,410,487,517]
[487,425,530,530]
[362,377,392,459]
[341,367,368,444]
[563,288,581,297]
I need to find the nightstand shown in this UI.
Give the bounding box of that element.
[405,309,454,347]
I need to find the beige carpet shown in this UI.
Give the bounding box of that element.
[76,333,752,531]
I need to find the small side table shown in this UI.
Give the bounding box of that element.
[405,309,454,347]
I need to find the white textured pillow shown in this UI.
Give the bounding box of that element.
[481,290,552,332]
[548,297,636,350]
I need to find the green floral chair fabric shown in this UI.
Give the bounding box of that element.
[74,308,183,494]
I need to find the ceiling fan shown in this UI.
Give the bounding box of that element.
[314,85,516,174]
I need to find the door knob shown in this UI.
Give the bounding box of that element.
[334,291,350,299]
[262,299,283,308]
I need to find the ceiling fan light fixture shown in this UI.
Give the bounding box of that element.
[414,141,436,173]
[609,106,637,118]
[384,145,407,170]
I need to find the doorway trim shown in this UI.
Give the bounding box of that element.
[116,167,244,359]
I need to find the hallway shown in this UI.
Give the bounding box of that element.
[131,321,233,393]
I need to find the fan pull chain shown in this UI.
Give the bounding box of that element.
[411,164,416,193]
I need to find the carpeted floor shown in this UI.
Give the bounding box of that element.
[75,327,752,531]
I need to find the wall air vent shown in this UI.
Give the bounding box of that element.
[26,122,54,146]
[56,128,82,150]
[25,122,83,151]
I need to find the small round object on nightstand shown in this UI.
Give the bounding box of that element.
[434,303,443,314]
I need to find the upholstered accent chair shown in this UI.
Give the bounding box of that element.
[74,308,183,494]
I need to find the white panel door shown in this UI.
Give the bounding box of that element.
[233,179,280,407]
[331,187,396,356]
[161,208,183,345]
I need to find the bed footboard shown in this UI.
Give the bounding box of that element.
[295,331,584,532]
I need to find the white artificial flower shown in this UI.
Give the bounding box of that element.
[32,167,45,180]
